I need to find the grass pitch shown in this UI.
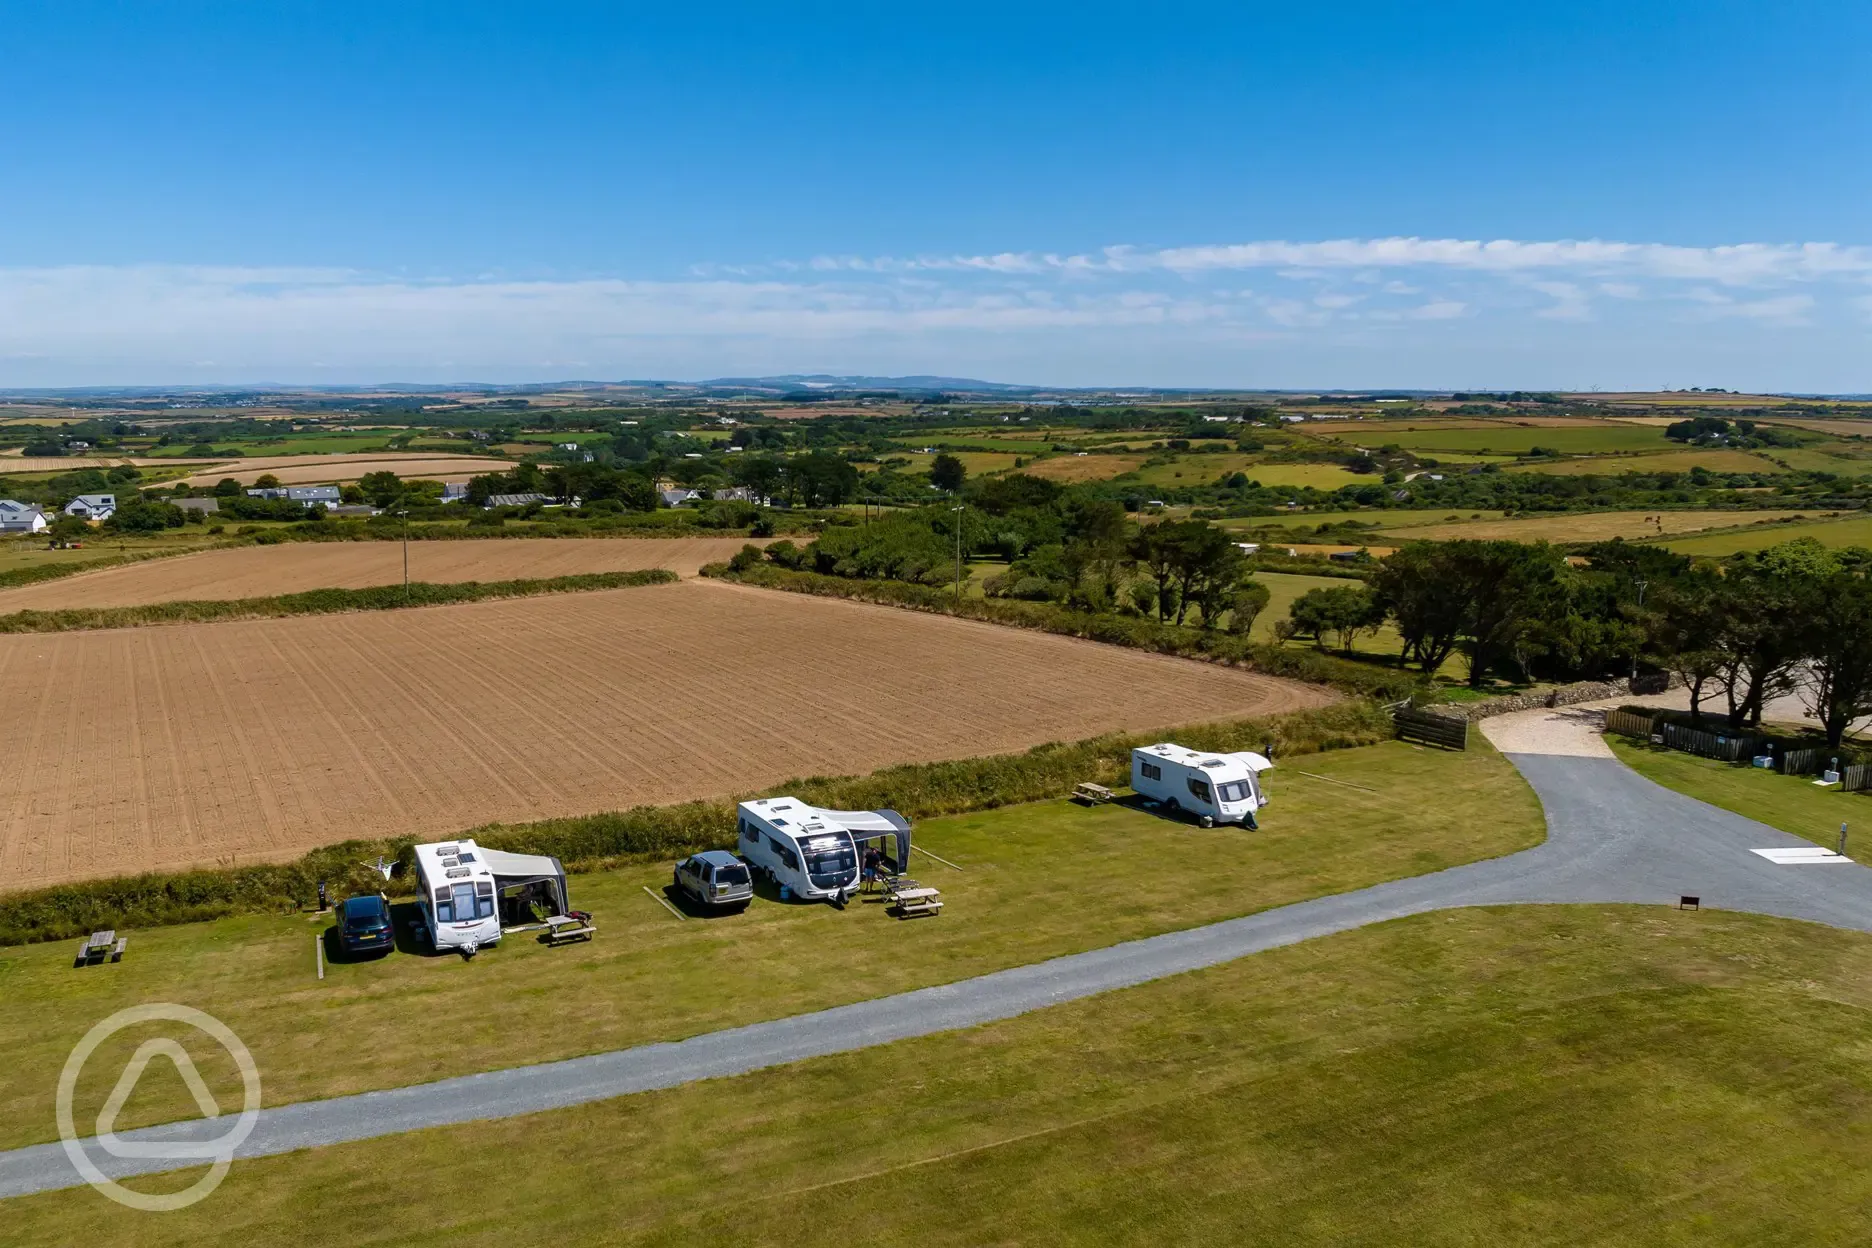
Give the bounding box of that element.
[12,906,1871,1245]
[0,741,1542,1154]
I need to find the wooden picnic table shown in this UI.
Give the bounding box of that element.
[541,914,596,946]
[886,884,944,919]
[1073,782,1114,805]
[74,929,127,967]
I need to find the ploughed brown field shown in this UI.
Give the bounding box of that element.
[0,581,1330,889]
[0,537,759,612]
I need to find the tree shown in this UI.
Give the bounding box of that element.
[253,473,283,490]
[213,477,243,497]
[1227,581,1273,636]
[787,453,860,508]
[929,453,967,493]
[357,471,406,507]
[1368,543,1465,673]
[106,500,185,532]
[1709,541,1835,728]
[1798,573,1872,748]
[1646,571,1725,720]
[1288,585,1384,653]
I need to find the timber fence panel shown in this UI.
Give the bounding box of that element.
[1394,707,1468,751]
[1604,709,1658,739]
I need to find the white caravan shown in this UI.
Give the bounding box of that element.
[1130,743,1274,828]
[413,839,502,956]
[736,798,911,904]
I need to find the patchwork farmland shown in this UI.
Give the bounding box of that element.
[0,580,1329,890]
[0,537,759,611]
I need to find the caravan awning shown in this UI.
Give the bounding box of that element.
[821,807,912,873]
[479,848,570,915]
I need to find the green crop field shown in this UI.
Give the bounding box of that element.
[15,906,1872,1245]
[1128,453,1265,486]
[1219,510,1506,532]
[0,741,1541,1156]
[1756,446,1872,476]
[1506,448,1785,475]
[1378,509,1835,544]
[1234,462,1369,490]
[1662,512,1872,555]
[1317,425,1672,455]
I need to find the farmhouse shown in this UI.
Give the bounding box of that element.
[442,483,469,502]
[485,492,550,508]
[660,488,702,507]
[0,500,49,533]
[62,493,115,521]
[172,497,220,514]
[248,485,342,506]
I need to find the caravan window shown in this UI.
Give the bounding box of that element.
[1186,778,1212,802]
[1217,781,1249,803]
[438,882,494,923]
[1140,761,1162,781]
[779,845,799,870]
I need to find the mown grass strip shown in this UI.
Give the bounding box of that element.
[0,701,1390,945]
[0,567,678,633]
[706,562,1424,701]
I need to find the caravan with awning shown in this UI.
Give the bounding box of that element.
[1130,743,1273,828]
[413,839,571,956]
[736,798,911,904]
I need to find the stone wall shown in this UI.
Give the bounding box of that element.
[1430,675,1679,723]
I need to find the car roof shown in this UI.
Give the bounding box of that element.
[694,849,742,867]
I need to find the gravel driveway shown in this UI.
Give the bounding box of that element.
[9,709,1872,1201]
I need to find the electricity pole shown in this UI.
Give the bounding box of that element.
[398,508,410,601]
[1629,577,1648,682]
[951,503,965,602]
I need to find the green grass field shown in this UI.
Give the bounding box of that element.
[1376,509,1834,545]
[1662,512,1872,555]
[1218,510,1506,532]
[1235,462,1369,490]
[1505,448,1786,475]
[15,906,1872,1245]
[0,741,1542,1155]
[1609,738,1872,844]
[1318,424,1671,455]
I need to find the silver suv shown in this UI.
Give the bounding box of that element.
[674,850,755,912]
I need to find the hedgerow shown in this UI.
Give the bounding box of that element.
[0,701,1389,946]
[0,568,678,633]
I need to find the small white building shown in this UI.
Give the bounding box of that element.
[0,500,49,533]
[63,494,116,521]
[1130,742,1274,828]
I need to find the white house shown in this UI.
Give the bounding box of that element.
[0,500,49,533]
[63,494,115,521]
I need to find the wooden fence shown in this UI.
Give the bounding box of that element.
[1779,747,1827,776]
[1842,763,1872,793]
[1603,709,1658,739]
[1394,707,1468,750]
[1658,721,1761,763]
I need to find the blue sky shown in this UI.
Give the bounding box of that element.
[1,2,1868,389]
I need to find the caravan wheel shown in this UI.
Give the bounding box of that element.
[1199,815,1214,828]
[1165,798,1182,819]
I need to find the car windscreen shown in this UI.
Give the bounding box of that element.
[714,865,751,885]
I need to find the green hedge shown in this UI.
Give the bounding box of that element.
[0,568,678,633]
[0,701,1388,946]
[705,563,1424,701]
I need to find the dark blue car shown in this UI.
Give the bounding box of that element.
[337,894,395,956]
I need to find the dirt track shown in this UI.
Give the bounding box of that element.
[0,538,759,611]
[0,580,1331,890]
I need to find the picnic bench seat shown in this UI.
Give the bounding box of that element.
[540,913,596,946]
[73,930,124,968]
[887,885,944,919]
[1072,782,1114,805]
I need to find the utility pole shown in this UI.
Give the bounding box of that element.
[951,503,965,602]
[398,508,410,602]
[1629,577,1648,682]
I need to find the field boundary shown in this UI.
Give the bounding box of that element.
[0,568,678,633]
[0,701,1390,944]
[703,563,1423,701]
